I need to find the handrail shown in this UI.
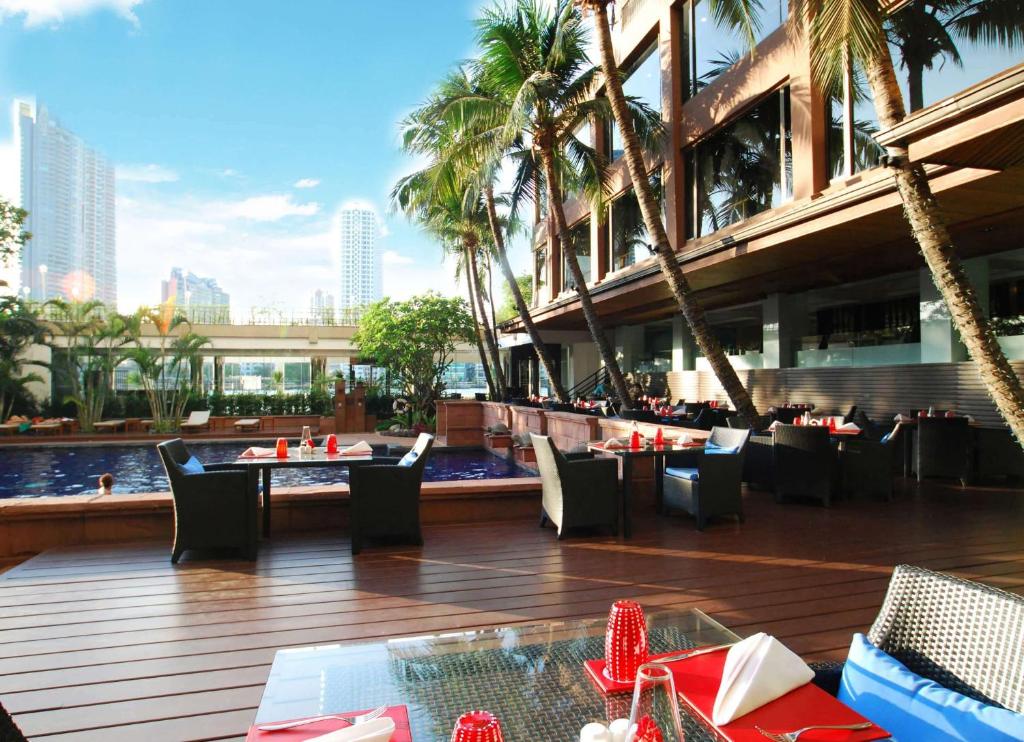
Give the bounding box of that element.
[568,365,610,399]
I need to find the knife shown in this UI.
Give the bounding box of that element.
[651,641,738,665]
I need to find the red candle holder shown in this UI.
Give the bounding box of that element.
[325,434,338,454]
[654,427,665,447]
[604,599,648,683]
[450,710,504,742]
[275,438,288,458]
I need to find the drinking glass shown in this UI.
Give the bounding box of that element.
[627,663,684,742]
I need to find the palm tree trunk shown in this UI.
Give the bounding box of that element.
[864,32,1024,445]
[538,144,633,409]
[482,186,571,402]
[464,244,497,400]
[585,0,758,418]
[469,244,508,399]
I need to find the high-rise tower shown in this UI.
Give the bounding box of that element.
[18,101,117,305]
[337,206,381,312]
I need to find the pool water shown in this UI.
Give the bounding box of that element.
[0,442,530,499]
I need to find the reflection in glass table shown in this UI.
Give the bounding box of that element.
[255,608,740,740]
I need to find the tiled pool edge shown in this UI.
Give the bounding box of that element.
[0,478,543,558]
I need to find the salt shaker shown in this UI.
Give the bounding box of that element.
[580,722,611,742]
[608,719,631,742]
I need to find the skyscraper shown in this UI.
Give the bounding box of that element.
[17,101,117,305]
[338,206,381,312]
[309,288,335,320]
[161,267,230,322]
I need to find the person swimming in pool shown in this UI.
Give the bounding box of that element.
[97,473,114,495]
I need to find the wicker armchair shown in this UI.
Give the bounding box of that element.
[0,701,26,742]
[349,433,433,554]
[744,434,775,490]
[727,414,771,433]
[813,565,1024,714]
[157,439,259,563]
[773,425,838,506]
[663,427,751,530]
[531,434,619,538]
[839,422,906,500]
[916,416,972,485]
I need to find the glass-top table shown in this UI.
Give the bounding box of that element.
[255,608,740,740]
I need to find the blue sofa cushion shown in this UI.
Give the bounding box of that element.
[838,633,1024,741]
[880,428,895,444]
[181,455,205,474]
[665,467,699,481]
[397,450,419,468]
[705,443,739,455]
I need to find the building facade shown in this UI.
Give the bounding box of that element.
[337,206,381,311]
[309,288,336,320]
[18,101,117,306]
[504,0,1024,424]
[161,267,230,322]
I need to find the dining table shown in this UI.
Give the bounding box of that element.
[588,439,709,537]
[253,607,741,741]
[231,447,382,537]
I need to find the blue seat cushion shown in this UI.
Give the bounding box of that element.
[398,450,419,468]
[180,455,205,474]
[665,467,699,481]
[705,442,739,455]
[837,633,1024,741]
[880,428,895,444]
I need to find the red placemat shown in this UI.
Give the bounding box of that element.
[246,704,411,741]
[585,649,727,694]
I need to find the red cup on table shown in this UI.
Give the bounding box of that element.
[275,438,288,458]
[450,710,504,742]
[325,433,338,454]
[604,599,648,683]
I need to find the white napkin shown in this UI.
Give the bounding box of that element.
[712,632,813,725]
[307,717,395,741]
[341,441,374,456]
[603,437,627,449]
[894,413,912,423]
[767,421,781,432]
[240,446,277,458]
[838,422,861,432]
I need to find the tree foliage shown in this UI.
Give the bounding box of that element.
[0,297,48,421]
[0,198,30,281]
[353,293,474,416]
[498,274,532,322]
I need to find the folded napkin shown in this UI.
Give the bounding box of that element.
[838,422,861,432]
[603,437,628,449]
[894,413,912,423]
[712,633,813,725]
[240,446,278,458]
[247,705,409,741]
[308,718,395,741]
[341,441,373,456]
[767,421,781,432]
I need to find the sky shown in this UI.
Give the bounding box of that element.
[0,0,533,313]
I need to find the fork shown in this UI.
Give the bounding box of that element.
[257,704,388,731]
[754,721,873,741]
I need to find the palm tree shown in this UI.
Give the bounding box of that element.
[575,0,759,418]
[399,68,573,403]
[475,0,665,408]
[0,296,48,421]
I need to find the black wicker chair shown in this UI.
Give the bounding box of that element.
[0,702,26,742]
[773,407,801,424]
[975,427,1024,482]
[916,416,972,485]
[531,433,619,538]
[682,408,716,431]
[773,425,838,506]
[839,422,906,501]
[663,427,751,530]
[349,433,433,554]
[727,414,771,433]
[157,439,259,564]
[744,434,775,490]
[812,564,1024,714]
[619,409,659,424]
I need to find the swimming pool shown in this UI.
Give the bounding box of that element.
[0,442,530,498]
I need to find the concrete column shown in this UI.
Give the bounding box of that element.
[213,355,224,393]
[672,315,697,371]
[615,325,644,375]
[660,3,688,250]
[920,258,989,363]
[763,294,808,369]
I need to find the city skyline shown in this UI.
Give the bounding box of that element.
[337,206,381,312]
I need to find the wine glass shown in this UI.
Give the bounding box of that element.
[627,663,684,741]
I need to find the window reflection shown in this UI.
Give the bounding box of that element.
[826,70,886,180]
[562,219,590,292]
[690,0,788,95]
[608,173,662,272]
[534,246,547,305]
[686,88,792,238]
[608,43,661,161]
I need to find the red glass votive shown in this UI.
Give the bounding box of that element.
[629,430,642,449]
[325,434,338,453]
[654,428,665,447]
[275,438,288,458]
[450,710,504,742]
[604,599,648,683]
[634,715,665,742]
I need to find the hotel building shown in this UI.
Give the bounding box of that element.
[501,0,1024,425]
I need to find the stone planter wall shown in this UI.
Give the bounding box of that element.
[544,411,600,452]
[510,406,546,439]
[437,400,484,446]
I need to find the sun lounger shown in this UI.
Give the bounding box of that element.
[94,419,127,432]
[233,418,261,432]
[180,410,211,433]
[30,421,62,435]
[0,423,20,435]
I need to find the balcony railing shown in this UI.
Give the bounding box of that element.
[35,302,367,327]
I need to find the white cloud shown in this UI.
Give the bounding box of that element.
[0,0,144,27]
[293,178,320,189]
[220,168,239,178]
[222,194,320,221]
[382,250,413,266]
[116,163,178,184]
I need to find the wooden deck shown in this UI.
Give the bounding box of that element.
[2,479,1023,741]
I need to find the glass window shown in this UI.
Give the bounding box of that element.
[690,0,788,94]
[886,3,1024,114]
[826,69,886,180]
[534,246,547,304]
[608,173,663,272]
[562,219,591,292]
[608,43,661,161]
[686,88,792,238]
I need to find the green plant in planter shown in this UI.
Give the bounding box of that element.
[208,391,227,417]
